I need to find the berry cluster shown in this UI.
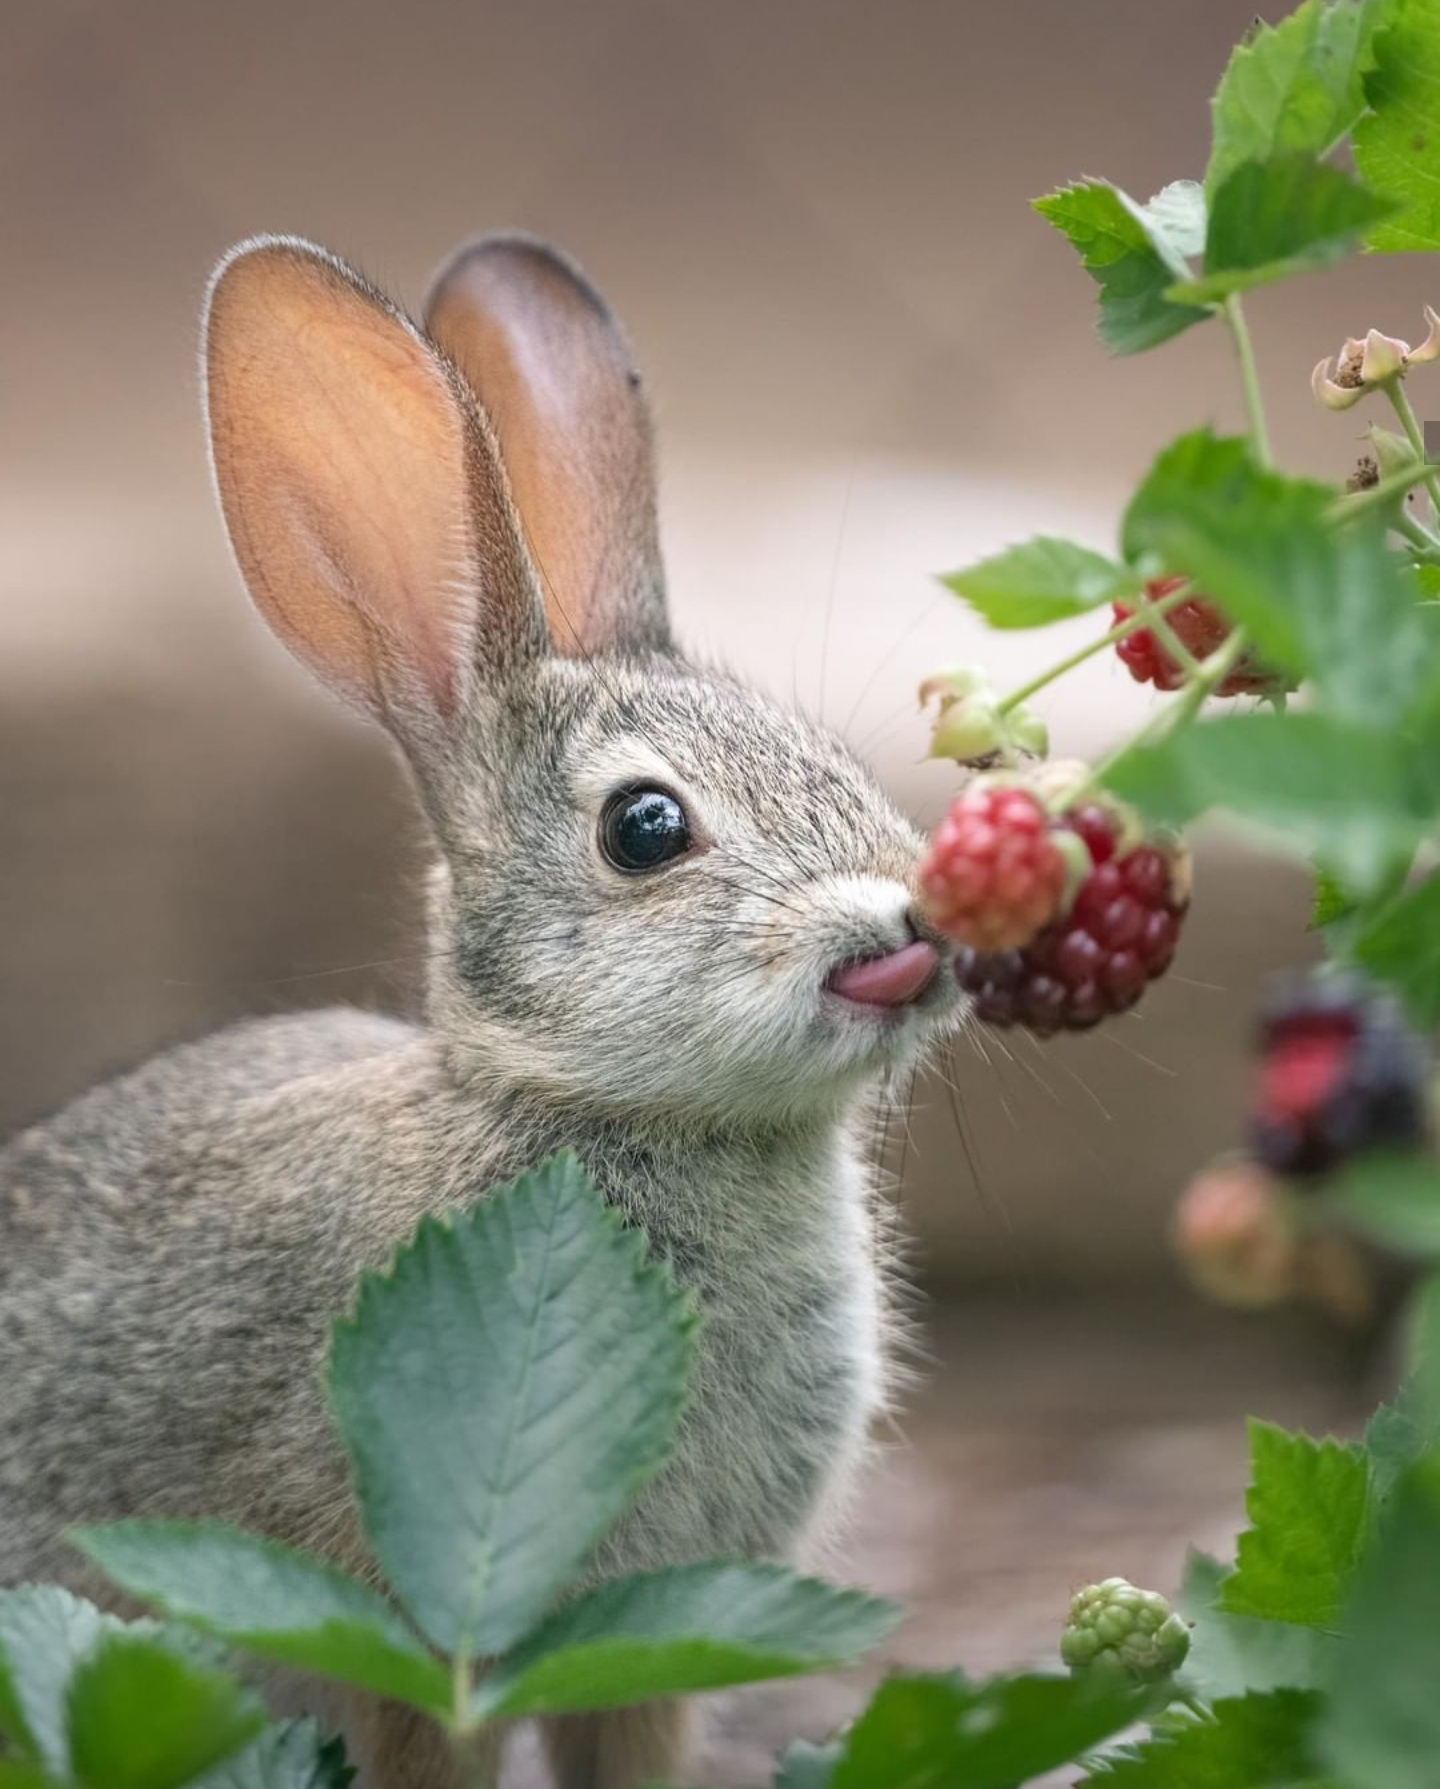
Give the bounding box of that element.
[951,801,1188,1036]
[1114,576,1289,697]
[1251,972,1430,1177]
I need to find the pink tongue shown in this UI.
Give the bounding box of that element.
[829,940,939,1009]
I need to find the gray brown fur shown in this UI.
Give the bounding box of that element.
[0,233,963,1788]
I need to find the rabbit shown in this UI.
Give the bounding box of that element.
[0,232,965,1789]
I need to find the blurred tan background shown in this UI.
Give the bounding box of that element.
[5,0,1432,1296]
[7,6,1424,1774]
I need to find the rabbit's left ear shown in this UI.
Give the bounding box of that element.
[425,234,670,657]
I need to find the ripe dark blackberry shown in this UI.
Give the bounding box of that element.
[1251,972,1430,1178]
[954,801,1188,1036]
[1114,576,1291,697]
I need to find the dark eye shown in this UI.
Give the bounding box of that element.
[599,787,692,873]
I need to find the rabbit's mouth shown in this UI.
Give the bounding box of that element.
[826,941,940,1011]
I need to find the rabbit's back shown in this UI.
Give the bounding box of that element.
[0,1008,459,1579]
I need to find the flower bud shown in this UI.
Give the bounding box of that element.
[1365,425,1421,482]
[919,665,1047,767]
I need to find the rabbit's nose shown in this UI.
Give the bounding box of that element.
[828,940,939,1009]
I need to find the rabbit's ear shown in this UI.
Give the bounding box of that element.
[425,235,670,657]
[204,236,546,743]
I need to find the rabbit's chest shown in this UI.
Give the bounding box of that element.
[622,1149,884,1562]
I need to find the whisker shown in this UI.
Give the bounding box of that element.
[839,588,943,742]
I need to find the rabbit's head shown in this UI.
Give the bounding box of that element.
[204,234,963,1128]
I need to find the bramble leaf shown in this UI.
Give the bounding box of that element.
[1352,875,1440,1024]
[826,1671,1148,1789]
[1171,156,1393,302]
[1103,711,1434,895]
[1122,430,1428,724]
[328,1152,697,1658]
[1324,1152,1440,1257]
[1083,1689,1326,1785]
[65,1632,264,1789]
[473,1564,898,1720]
[773,1741,842,1789]
[1319,1454,1440,1787]
[0,1586,112,1775]
[939,537,1135,628]
[1178,1551,1334,1700]
[1353,0,1440,251]
[1206,0,1385,195]
[73,1521,451,1717]
[1033,182,1211,354]
[196,1721,356,1789]
[1218,1421,1372,1628]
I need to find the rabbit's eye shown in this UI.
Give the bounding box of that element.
[599,787,692,873]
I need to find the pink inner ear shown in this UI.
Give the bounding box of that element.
[207,242,485,728]
[424,240,665,660]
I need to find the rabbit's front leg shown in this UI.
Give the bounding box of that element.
[354,1699,505,1789]
[540,1700,693,1789]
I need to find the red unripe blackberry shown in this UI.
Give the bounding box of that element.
[1114,576,1291,697]
[953,802,1188,1036]
[1251,972,1430,1178]
[919,783,1068,951]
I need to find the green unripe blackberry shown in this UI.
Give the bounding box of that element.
[1060,1577,1190,1681]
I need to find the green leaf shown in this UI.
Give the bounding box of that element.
[939,537,1135,628]
[1103,711,1431,896]
[1416,565,1440,598]
[0,1586,112,1774]
[827,1671,1149,1789]
[328,1152,697,1658]
[1319,1455,1440,1786]
[1353,0,1440,251]
[1139,180,1208,263]
[1207,0,1385,195]
[73,1521,451,1717]
[1178,1552,1333,1699]
[1171,156,1393,302]
[1219,1421,1372,1628]
[1352,875,1440,1024]
[66,1632,264,1789]
[1121,429,1427,723]
[474,1562,897,1721]
[195,1721,356,1789]
[774,1741,842,1789]
[1310,867,1360,931]
[0,1767,53,1789]
[1366,1374,1440,1500]
[1084,1689,1326,1785]
[1033,182,1212,354]
[1324,1151,1440,1256]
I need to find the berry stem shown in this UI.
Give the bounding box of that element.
[1386,380,1440,514]
[1395,509,1440,561]
[996,582,1194,716]
[1222,295,1272,468]
[1077,623,1252,807]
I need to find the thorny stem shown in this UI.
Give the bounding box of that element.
[996,582,1193,715]
[1222,295,1271,468]
[1387,379,1440,514]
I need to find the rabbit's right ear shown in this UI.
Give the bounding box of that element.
[204,236,546,752]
